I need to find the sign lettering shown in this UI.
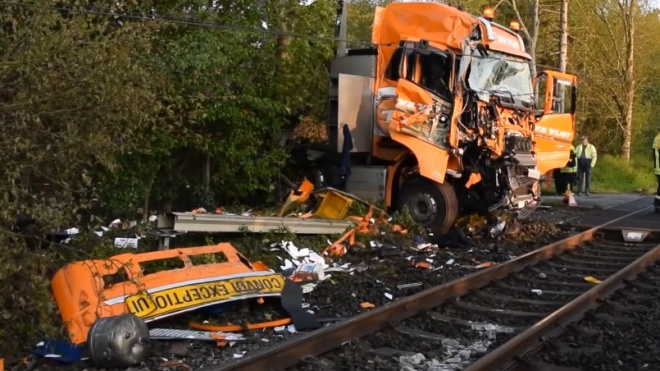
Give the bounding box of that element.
[395,98,427,112]
[126,274,285,319]
[496,35,519,50]
[534,125,572,139]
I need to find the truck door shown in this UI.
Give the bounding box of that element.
[533,70,577,174]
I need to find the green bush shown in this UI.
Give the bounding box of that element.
[590,155,656,193]
[542,154,656,194]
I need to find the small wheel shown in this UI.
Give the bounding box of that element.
[397,177,459,237]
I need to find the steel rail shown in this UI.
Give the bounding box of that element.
[464,215,660,370]
[199,205,653,371]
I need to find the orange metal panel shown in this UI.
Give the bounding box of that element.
[51,243,281,344]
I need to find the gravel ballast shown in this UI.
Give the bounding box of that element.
[16,205,607,371]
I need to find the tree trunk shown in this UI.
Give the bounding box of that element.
[142,186,151,221]
[621,0,636,161]
[529,0,540,77]
[203,154,211,192]
[558,0,569,73]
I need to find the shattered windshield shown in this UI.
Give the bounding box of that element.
[467,51,533,103]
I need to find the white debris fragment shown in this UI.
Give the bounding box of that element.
[490,218,506,237]
[446,259,455,265]
[280,259,295,271]
[286,324,297,333]
[531,289,543,296]
[538,272,547,279]
[149,215,157,222]
[370,240,383,248]
[274,326,286,332]
[384,292,393,300]
[301,283,317,294]
[233,352,246,358]
[114,237,139,248]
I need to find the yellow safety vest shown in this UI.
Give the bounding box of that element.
[560,145,577,173]
[575,143,597,168]
[653,133,660,175]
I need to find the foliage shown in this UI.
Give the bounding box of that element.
[543,154,656,195]
[590,154,656,193]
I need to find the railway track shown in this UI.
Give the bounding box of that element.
[199,205,660,371]
[511,261,660,371]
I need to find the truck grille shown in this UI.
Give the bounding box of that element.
[505,136,533,154]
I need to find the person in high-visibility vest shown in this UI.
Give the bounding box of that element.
[575,135,597,196]
[653,128,660,212]
[560,144,578,193]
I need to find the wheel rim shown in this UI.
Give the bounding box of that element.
[406,192,438,226]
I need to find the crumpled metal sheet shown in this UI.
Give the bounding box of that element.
[149,328,245,341]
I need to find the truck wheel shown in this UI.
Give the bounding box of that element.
[397,177,459,237]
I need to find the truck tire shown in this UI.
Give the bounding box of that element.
[397,177,459,238]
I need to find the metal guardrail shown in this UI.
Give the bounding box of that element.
[157,212,354,234]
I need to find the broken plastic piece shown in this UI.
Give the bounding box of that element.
[584,276,602,284]
[279,178,314,217]
[32,339,85,364]
[360,302,376,308]
[189,318,292,333]
[474,261,494,269]
[412,260,433,270]
[280,279,321,331]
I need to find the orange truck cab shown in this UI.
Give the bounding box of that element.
[51,243,285,345]
[307,2,577,238]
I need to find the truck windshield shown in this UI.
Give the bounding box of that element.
[467,51,533,103]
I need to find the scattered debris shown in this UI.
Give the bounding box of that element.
[32,339,86,364]
[360,302,376,309]
[584,276,602,284]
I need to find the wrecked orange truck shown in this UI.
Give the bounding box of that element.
[51,243,285,346]
[310,2,577,237]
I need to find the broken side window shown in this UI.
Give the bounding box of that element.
[416,51,453,101]
[384,47,403,81]
[384,46,414,82]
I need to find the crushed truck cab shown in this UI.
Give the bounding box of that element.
[315,2,577,237]
[51,243,284,345]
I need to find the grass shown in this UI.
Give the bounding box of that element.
[541,154,657,195]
